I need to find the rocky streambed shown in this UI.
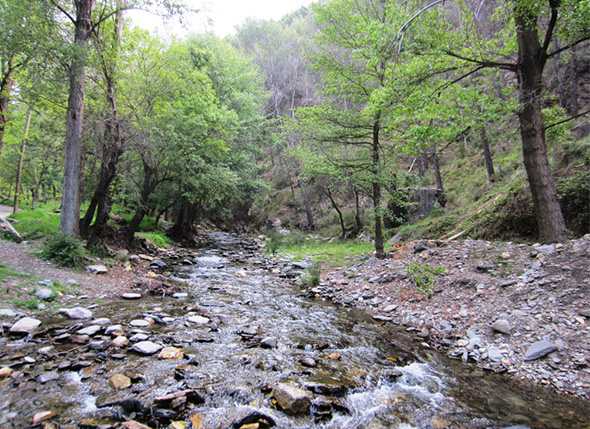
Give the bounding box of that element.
[1,232,589,428]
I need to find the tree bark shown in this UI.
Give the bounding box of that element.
[325,187,346,239]
[12,108,33,214]
[169,200,197,240]
[480,126,496,182]
[353,186,363,234]
[371,117,385,258]
[60,0,95,237]
[0,66,14,155]
[515,9,567,242]
[431,145,447,208]
[124,159,155,243]
[300,181,315,230]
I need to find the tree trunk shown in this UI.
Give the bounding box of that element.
[12,108,33,214]
[372,117,385,258]
[431,145,447,208]
[300,181,315,230]
[169,201,197,240]
[353,186,363,234]
[325,188,346,239]
[0,68,14,155]
[515,11,567,243]
[60,0,95,237]
[124,160,155,243]
[480,126,495,182]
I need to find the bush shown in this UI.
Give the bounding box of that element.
[41,234,87,268]
[406,261,446,297]
[302,262,321,287]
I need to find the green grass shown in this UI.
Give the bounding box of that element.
[136,231,173,248]
[0,263,30,282]
[277,240,379,267]
[406,261,446,297]
[9,202,60,239]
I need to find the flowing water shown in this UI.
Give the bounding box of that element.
[1,232,589,428]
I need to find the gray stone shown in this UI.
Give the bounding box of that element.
[36,371,59,384]
[524,340,558,361]
[131,341,162,355]
[121,293,142,300]
[59,307,93,320]
[105,324,123,335]
[0,308,18,318]
[187,315,210,325]
[300,357,317,368]
[76,325,102,336]
[129,333,149,342]
[173,292,188,299]
[272,383,312,415]
[130,319,150,327]
[86,264,108,274]
[382,304,398,313]
[92,318,111,326]
[491,319,511,335]
[260,337,277,349]
[487,346,503,363]
[35,287,54,301]
[150,259,167,269]
[10,317,41,334]
[578,309,590,318]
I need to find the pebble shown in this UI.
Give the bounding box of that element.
[129,333,149,342]
[159,347,184,360]
[131,341,162,355]
[188,315,210,325]
[77,325,102,336]
[491,319,512,335]
[112,336,129,347]
[109,373,132,390]
[130,319,150,327]
[121,293,142,300]
[106,324,124,336]
[300,356,317,368]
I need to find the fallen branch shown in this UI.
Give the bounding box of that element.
[0,217,23,243]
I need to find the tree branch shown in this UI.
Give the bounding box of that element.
[433,65,484,95]
[444,50,517,71]
[541,0,560,58]
[49,0,76,25]
[545,108,590,130]
[547,35,590,58]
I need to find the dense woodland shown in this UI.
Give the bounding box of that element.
[1,0,589,257]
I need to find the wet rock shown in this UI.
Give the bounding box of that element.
[77,325,102,336]
[32,410,56,425]
[36,371,59,384]
[130,333,149,342]
[229,409,276,428]
[524,340,558,361]
[59,307,93,320]
[89,340,108,351]
[491,319,511,335]
[121,293,142,300]
[187,315,210,325]
[92,318,111,326]
[150,259,167,269]
[305,382,348,397]
[35,287,54,301]
[132,341,162,355]
[272,383,312,415]
[71,335,90,344]
[109,373,131,390]
[260,337,277,349]
[86,264,108,274]
[112,336,129,348]
[9,316,41,333]
[300,356,317,368]
[159,347,184,360]
[122,421,151,429]
[106,325,124,336]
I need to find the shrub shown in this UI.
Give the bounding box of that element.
[302,262,321,287]
[406,261,446,297]
[136,231,172,248]
[41,234,87,268]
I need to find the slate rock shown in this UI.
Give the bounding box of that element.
[10,317,41,334]
[524,340,558,361]
[132,341,162,355]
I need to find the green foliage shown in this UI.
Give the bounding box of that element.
[9,203,60,239]
[277,238,377,267]
[406,261,446,296]
[41,234,87,268]
[558,170,590,235]
[302,262,321,287]
[136,231,173,248]
[11,297,41,311]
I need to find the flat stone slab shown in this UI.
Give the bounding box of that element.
[59,307,93,320]
[86,264,108,274]
[121,293,142,300]
[187,315,210,325]
[524,339,557,361]
[10,317,41,334]
[132,341,162,355]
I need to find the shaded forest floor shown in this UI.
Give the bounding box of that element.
[307,235,590,399]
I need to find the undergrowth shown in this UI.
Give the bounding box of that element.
[406,261,446,297]
[41,234,87,268]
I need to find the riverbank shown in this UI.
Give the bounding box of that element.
[308,235,590,400]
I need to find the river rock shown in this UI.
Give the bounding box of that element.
[0,308,18,318]
[109,373,132,390]
[86,264,108,274]
[122,421,151,429]
[188,315,210,325]
[112,336,129,347]
[491,319,511,335]
[59,307,93,320]
[37,371,59,384]
[150,259,167,269]
[92,318,111,326]
[524,340,558,361]
[487,346,503,363]
[121,293,142,300]
[130,333,149,342]
[300,356,317,368]
[260,337,277,349]
[132,341,162,355]
[272,383,312,415]
[130,319,150,327]
[0,367,13,378]
[579,308,590,318]
[32,411,56,425]
[77,325,102,336]
[106,324,124,336]
[10,317,41,333]
[173,292,188,299]
[35,287,54,301]
[159,347,184,360]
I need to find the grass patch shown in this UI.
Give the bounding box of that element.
[41,234,87,268]
[9,202,60,239]
[11,297,41,311]
[136,231,173,248]
[301,262,321,287]
[0,264,30,282]
[277,239,378,267]
[406,261,446,297]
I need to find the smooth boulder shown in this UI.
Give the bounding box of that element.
[271,383,312,415]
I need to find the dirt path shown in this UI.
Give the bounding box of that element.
[0,204,12,219]
[0,239,136,299]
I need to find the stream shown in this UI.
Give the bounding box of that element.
[1,232,589,428]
